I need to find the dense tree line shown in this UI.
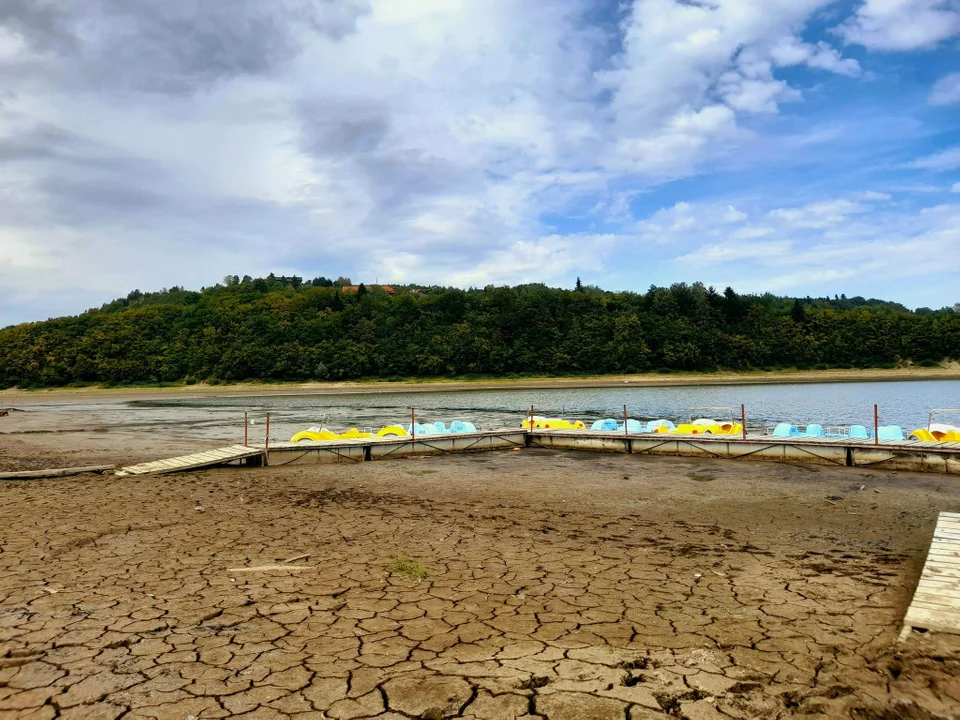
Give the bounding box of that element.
[1,276,958,388]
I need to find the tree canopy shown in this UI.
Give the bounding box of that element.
[1,277,957,388]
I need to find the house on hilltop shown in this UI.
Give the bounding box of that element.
[340,285,395,294]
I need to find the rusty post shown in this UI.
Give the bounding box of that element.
[529,405,535,433]
[741,404,747,440]
[265,413,270,451]
[411,408,416,441]
[244,412,248,447]
[874,404,879,446]
[624,405,629,437]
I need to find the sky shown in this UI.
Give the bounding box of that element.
[0,0,959,328]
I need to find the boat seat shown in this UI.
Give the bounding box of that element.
[803,424,825,437]
[772,423,796,437]
[877,425,905,441]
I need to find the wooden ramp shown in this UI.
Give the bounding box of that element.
[115,445,264,477]
[901,511,960,639]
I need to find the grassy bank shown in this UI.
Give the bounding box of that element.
[3,366,959,404]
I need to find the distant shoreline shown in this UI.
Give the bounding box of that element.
[3,366,959,405]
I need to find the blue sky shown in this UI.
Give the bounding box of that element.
[1,0,959,327]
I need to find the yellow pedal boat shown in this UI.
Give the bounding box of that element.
[908,409,960,442]
[290,425,408,442]
[652,407,743,436]
[521,416,586,430]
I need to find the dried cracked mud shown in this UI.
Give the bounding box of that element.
[2,442,960,719]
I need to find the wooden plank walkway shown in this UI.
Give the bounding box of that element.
[901,511,960,639]
[115,445,265,477]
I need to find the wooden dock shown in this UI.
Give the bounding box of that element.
[115,445,265,477]
[262,429,960,474]
[901,512,960,639]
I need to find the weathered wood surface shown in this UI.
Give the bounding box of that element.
[0,465,114,480]
[902,512,960,638]
[115,445,264,477]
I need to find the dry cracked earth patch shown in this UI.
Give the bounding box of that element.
[1,448,960,719]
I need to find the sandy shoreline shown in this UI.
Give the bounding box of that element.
[3,366,959,405]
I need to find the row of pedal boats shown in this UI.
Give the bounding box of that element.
[290,408,960,444]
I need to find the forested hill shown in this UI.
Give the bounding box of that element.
[2,276,959,388]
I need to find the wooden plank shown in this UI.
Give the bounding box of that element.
[925,558,960,570]
[915,584,960,599]
[227,565,313,573]
[928,544,960,555]
[919,573,960,586]
[928,543,960,553]
[0,465,114,480]
[908,608,960,627]
[929,541,960,550]
[117,446,265,477]
[907,602,960,619]
[932,538,960,547]
[912,592,960,608]
[922,568,960,581]
[904,606,960,634]
[902,512,960,637]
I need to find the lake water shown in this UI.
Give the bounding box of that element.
[25,379,960,443]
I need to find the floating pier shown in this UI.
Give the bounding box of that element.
[267,429,527,465]
[264,429,960,475]
[901,512,960,638]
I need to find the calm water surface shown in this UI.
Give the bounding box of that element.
[26,380,960,443]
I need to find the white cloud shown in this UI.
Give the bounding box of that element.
[637,201,756,242]
[599,0,846,169]
[723,205,748,223]
[769,36,861,76]
[953,183,960,193]
[446,234,618,288]
[930,73,960,106]
[767,198,871,229]
[907,146,960,171]
[838,0,960,50]
[852,191,892,201]
[666,198,960,294]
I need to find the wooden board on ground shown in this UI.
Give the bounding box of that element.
[0,465,114,480]
[901,511,960,639]
[115,445,265,477]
